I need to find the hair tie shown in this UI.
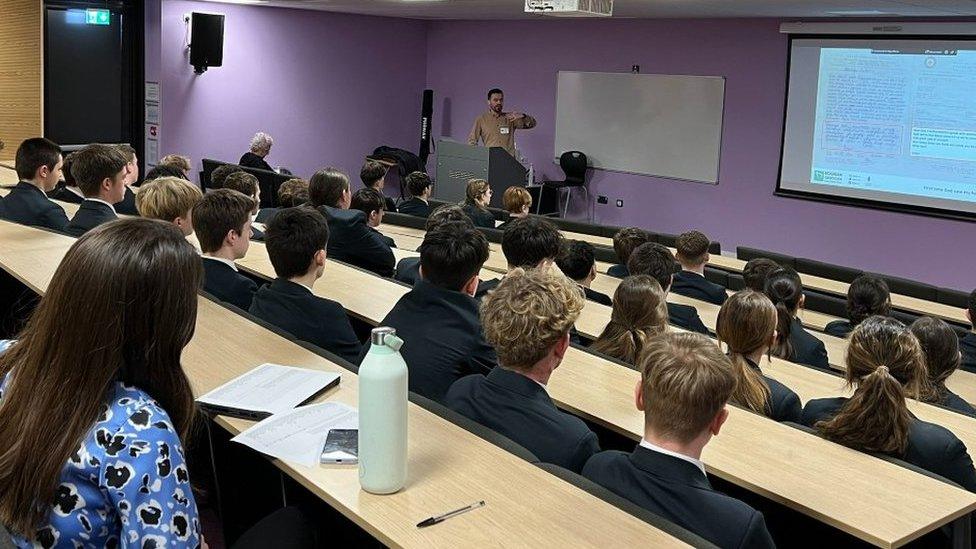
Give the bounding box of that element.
[875,365,890,376]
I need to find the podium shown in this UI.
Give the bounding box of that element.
[434,140,527,203]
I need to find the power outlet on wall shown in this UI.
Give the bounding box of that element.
[597,195,608,204]
[616,199,624,208]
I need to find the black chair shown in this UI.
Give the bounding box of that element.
[801,291,848,319]
[938,288,970,309]
[704,267,730,289]
[736,246,796,269]
[869,272,939,302]
[795,258,863,284]
[728,273,746,291]
[541,151,589,219]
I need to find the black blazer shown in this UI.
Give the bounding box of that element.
[114,186,139,216]
[370,226,397,248]
[360,279,496,402]
[667,302,709,335]
[65,200,118,237]
[316,205,395,277]
[396,197,430,218]
[393,256,421,286]
[746,357,802,423]
[239,152,274,172]
[672,270,727,306]
[475,277,500,299]
[583,446,775,549]
[445,367,600,473]
[47,185,85,204]
[607,264,629,279]
[255,207,279,224]
[0,181,69,232]
[583,285,613,306]
[802,397,976,492]
[785,318,830,370]
[201,257,258,311]
[382,194,397,213]
[249,278,362,364]
[824,320,853,338]
[935,388,976,417]
[462,204,496,229]
[960,332,976,374]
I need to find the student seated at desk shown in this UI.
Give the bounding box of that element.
[583,332,776,549]
[627,243,708,335]
[824,275,891,339]
[135,176,203,237]
[556,240,612,306]
[672,230,726,305]
[224,171,269,240]
[249,207,362,364]
[209,164,243,190]
[609,227,653,279]
[912,317,976,417]
[277,178,310,207]
[590,275,668,364]
[65,144,129,237]
[445,267,599,473]
[394,204,471,286]
[1,137,68,232]
[742,257,780,292]
[113,144,140,216]
[308,167,395,277]
[362,221,494,401]
[717,291,802,423]
[478,216,564,296]
[193,189,259,310]
[47,152,85,205]
[497,186,532,230]
[360,160,397,213]
[764,268,829,370]
[802,316,976,492]
[964,290,976,373]
[397,171,433,218]
[351,187,397,248]
[462,178,496,229]
[159,153,192,179]
[142,163,185,183]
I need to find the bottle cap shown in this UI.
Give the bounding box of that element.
[371,327,397,347]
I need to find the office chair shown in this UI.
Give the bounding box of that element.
[542,151,589,219]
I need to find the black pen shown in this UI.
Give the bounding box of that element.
[416,500,486,528]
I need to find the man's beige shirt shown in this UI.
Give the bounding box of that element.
[467,110,537,155]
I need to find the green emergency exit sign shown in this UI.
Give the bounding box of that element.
[86,9,110,25]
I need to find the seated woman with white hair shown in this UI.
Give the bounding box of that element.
[240,131,275,172]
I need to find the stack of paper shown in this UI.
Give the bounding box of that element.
[196,363,341,420]
[232,402,359,467]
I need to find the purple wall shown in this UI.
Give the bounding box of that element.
[159,1,427,192]
[426,19,975,291]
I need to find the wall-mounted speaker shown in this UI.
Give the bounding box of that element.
[189,12,224,74]
[419,89,433,166]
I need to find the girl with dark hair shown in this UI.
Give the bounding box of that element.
[462,178,495,228]
[591,275,668,364]
[802,316,976,492]
[825,275,891,338]
[763,268,829,370]
[716,291,802,423]
[912,317,976,417]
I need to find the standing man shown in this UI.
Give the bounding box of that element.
[467,88,536,156]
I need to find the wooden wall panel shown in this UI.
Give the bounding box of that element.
[0,0,43,166]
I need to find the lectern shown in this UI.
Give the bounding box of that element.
[434,140,527,203]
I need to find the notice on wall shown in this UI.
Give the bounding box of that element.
[145,81,160,168]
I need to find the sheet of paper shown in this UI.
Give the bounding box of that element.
[196,363,340,415]
[232,402,358,467]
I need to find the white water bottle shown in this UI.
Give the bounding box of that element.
[358,327,408,494]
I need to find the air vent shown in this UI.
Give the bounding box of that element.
[525,0,613,17]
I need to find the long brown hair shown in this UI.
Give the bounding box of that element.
[715,290,774,416]
[591,275,668,364]
[0,218,202,536]
[816,316,926,455]
[910,316,960,406]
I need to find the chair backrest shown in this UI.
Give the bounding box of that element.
[801,291,848,319]
[870,272,939,302]
[703,267,729,288]
[795,258,863,284]
[938,288,970,309]
[559,151,588,185]
[736,246,796,269]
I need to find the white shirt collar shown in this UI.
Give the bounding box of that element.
[202,255,239,272]
[639,439,707,477]
[85,198,117,213]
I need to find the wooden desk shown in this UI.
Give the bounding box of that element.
[0,219,689,549]
[236,238,976,548]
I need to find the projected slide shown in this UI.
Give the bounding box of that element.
[779,38,976,217]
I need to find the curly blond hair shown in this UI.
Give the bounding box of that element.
[481,267,584,370]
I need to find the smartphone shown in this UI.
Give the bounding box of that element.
[320,429,358,464]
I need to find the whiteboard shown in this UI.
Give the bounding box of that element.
[554,71,726,184]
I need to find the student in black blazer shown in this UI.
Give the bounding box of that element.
[802,316,976,492]
[360,160,397,213]
[193,189,260,311]
[445,268,599,473]
[716,291,802,423]
[626,242,709,335]
[764,268,829,370]
[824,275,892,339]
[397,171,433,218]
[64,144,130,237]
[362,222,495,401]
[351,188,397,248]
[249,207,362,363]
[394,204,483,288]
[471,216,563,302]
[590,276,668,365]
[911,317,976,417]
[462,179,496,229]
[112,144,140,216]
[583,331,775,548]
[309,168,395,277]
[556,240,612,306]
[608,227,653,279]
[672,230,727,305]
[496,186,532,231]
[1,138,69,232]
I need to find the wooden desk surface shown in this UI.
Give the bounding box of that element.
[0,220,688,549]
[237,237,976,548]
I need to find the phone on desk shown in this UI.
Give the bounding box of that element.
[320,429,358,464]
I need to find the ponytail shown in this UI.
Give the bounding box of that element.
[771,301,795,360]
[817,366,912,454]
[764,268,803,361]
[727,352,772,415]
[592,275,668,364]
[591,321,649,364]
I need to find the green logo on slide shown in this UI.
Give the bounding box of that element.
[813,170,825,182]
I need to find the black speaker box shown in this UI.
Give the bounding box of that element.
[190,12,224,73]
